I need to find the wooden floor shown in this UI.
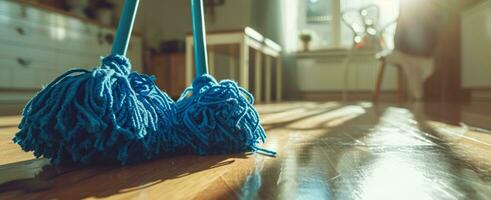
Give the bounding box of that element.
[0,102,490,199]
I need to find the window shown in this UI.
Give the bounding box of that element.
[306,0,332,23]
[298,0,399,50]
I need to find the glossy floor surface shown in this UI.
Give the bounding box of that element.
[0,102,490,199]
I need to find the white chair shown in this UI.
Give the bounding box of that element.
[341,5,435,103]
[373,50,434,102]
[341,4,384,101]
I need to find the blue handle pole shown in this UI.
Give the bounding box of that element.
[190,0,209,77]
[111,0,140,56]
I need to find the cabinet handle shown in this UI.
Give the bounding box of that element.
[97,32,104,45]
[17,58,31,67]
[105,33,114,44]
[16,27,26,35]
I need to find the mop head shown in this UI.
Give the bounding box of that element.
[13,55,179,165]
[176,74,275,156]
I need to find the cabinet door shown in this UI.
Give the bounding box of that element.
[0,43,57,63]
[11,64,57,89]
[0,44,58,89]
[0,15,55,49]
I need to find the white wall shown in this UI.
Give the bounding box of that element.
[117,0,261,48]
[461,0,491,88]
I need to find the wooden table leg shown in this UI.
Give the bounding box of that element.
[254,50,262,103]
[229,45,236,80]
[208,45,215,76]
[239,41,250,90]
[276,57,282,102]
[185,37,193,85]
[265,55,272,103]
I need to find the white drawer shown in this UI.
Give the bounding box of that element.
[12,65,56,89]
[0,1,92,33]
[0,56,58,89]
[0,15,56,48]
[0,43,57,64]
[0,43,59,89]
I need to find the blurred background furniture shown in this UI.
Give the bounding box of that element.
[150,53,186,99]
[374,0,451,103]
[373,49,434,103]
[0,0,142,104]
[185,27,282,103]
[340,4,384,101]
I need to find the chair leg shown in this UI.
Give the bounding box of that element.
[396,64,404,103]
[342,50,354,102]
[373,58,386,103]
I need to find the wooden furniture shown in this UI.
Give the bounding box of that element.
[150,53,186,99]
[185,27,282,103]
[0,0,143,102]
[1,102,491,199]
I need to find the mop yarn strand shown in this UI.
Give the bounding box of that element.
[14,55,178,165]
[176,74,274,156]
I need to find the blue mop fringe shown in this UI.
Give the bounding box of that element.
[175,74,276,156]
[13,55,181,165]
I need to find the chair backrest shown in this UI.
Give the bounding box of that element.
[341,4,382,50]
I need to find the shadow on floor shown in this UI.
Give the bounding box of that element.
[0,153,248,199]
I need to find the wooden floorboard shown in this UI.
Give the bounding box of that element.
[0,102,490,199]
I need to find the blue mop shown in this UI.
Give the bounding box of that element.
[175,0,276,156]
[13,0,180,165]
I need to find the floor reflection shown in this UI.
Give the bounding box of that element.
[236,103,491,200]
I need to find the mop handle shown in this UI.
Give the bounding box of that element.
[111,0,140,56]
[190,0,209,77]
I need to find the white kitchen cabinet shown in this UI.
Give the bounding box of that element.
[0,0,143,101]
[0,15,56,49]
